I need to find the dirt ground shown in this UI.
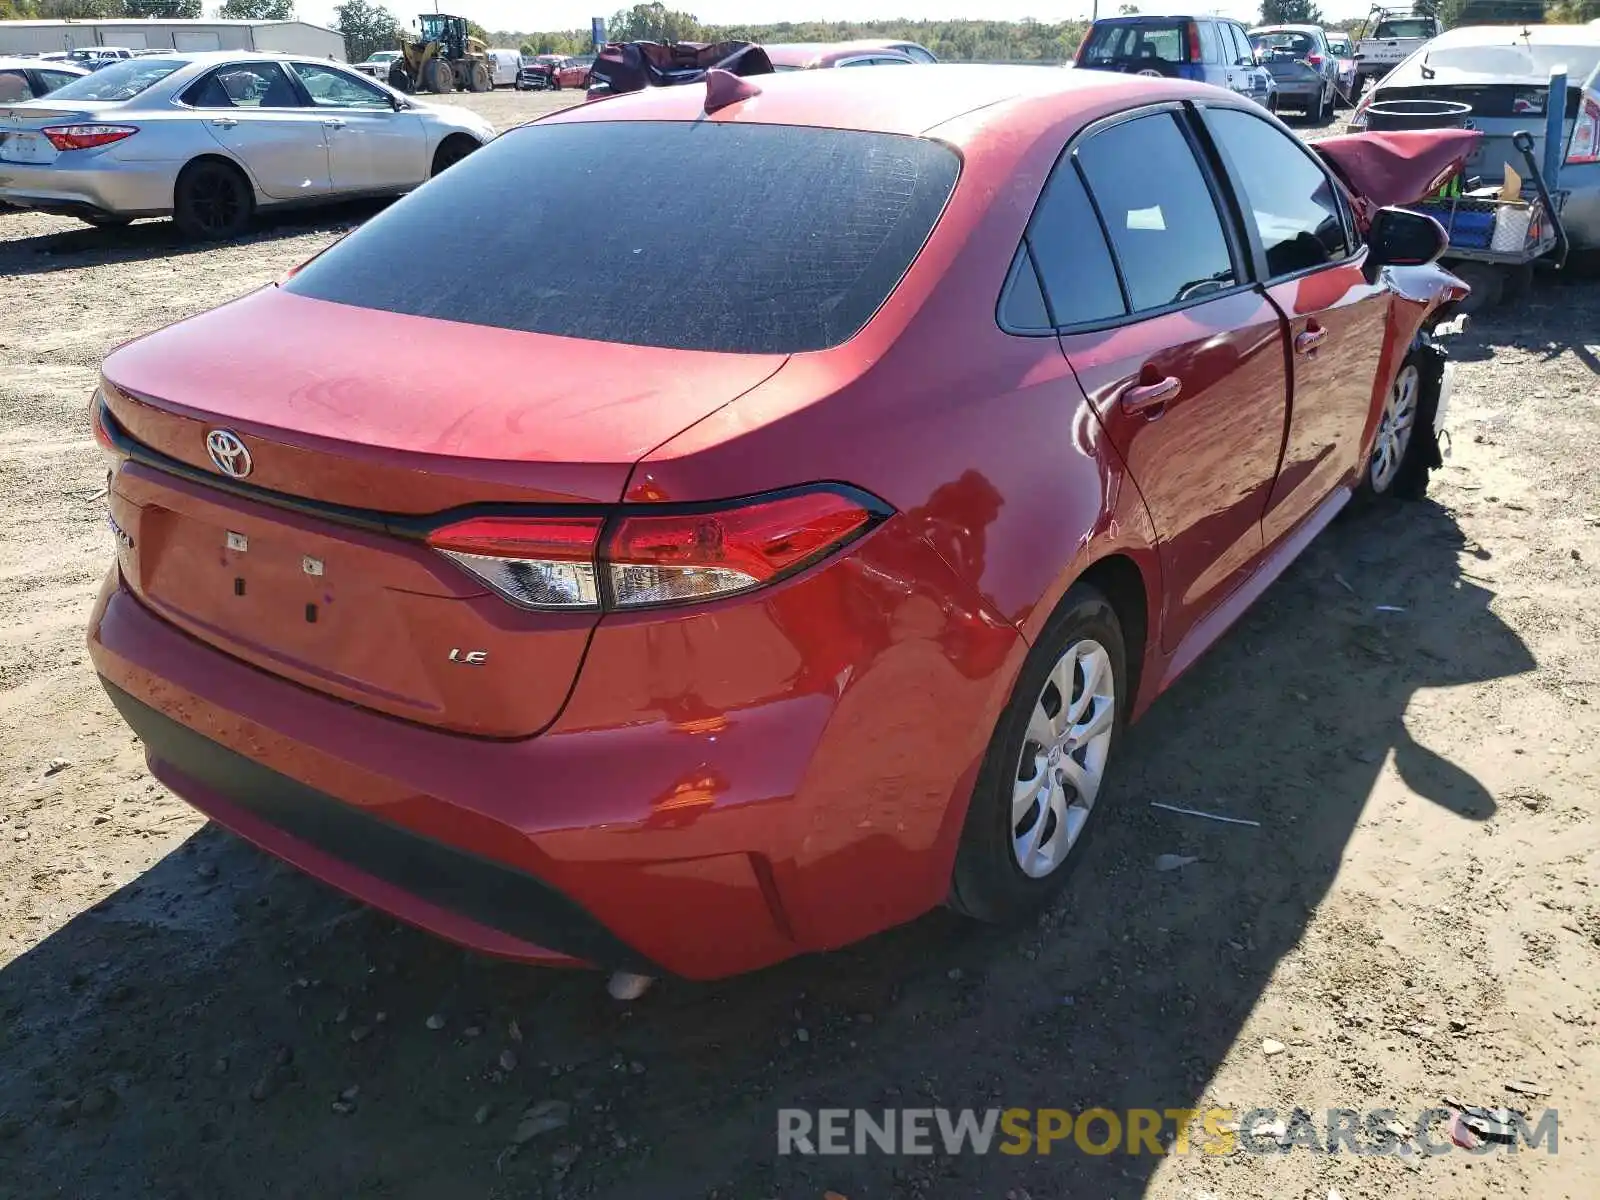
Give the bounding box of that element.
[1,89,1597,1200]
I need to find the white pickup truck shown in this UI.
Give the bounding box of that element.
[1353,10,1442,92]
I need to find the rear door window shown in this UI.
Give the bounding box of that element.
[1202,106,1349,277]
[284,122,959,355]
[1074,112,1238,312]
[1197,21,1222,66]
[1020,159,1126,328]
[1227,24,1254,65]
[184,62,302,108]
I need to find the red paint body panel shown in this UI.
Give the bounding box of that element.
[101,288,788,510]
[1259,258,1390,545]
[1060,291,1289,653]
[86,68,1467,977]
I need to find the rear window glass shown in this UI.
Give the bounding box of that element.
[1080,21,1193,67]
[1252,31,1316,57]
[46,58,182,101]
[1394,41,1600,85]
[284,122,959,354]
[1373,19,1435,39]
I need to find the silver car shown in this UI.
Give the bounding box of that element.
[0,57,88,104]
[0,52,496,237]
[1351,24,1600,252]
[1249,24,1342,120]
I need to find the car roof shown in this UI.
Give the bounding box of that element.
[1251,25,1322,33]
[541,63,1220,141]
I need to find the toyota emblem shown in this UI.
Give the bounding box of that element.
[205,429,252,479]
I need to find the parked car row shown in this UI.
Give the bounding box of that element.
[0,52,495,237]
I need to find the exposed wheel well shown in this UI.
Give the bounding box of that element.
[175,154,252,205]
[432,133,480,174]
[1076,554,1148,716]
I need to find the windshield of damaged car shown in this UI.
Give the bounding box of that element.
[284,121,961,354]
[46,58,182,101]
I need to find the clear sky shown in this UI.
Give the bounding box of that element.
[293,0,1378,38]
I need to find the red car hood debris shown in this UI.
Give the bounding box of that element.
[1313,129,1483,227]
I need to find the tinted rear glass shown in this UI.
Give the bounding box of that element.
[46,58,182,101]
[1374,19,1434,38]
[1080,21,1193,66]
[285,121,959,354]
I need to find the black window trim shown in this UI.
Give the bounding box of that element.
[1192,99,1366,288]
[995,100,1261,340]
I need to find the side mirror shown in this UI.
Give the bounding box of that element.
[1364,206,1447,281]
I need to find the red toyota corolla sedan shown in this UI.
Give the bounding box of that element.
[88,65,1461,980]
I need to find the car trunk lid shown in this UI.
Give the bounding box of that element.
[100,287,788,737]
[1371,83,1584,181]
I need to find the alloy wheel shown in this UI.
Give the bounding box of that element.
[1370,363,1420,493]
[190,170,242,237]
[1012,638,1115,879]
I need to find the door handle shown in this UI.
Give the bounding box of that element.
[209,117,238,128]
[1294,324,1328,354]
[1121,375,1182,414]
[322,118,346,129]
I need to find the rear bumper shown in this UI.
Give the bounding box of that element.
[89,500,1021,977]
[0,159,174,219]
[104,679,648,972]
[1272,78,1323,100]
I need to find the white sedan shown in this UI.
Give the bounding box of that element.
[0,51,496,237]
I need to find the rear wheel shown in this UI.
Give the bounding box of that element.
[468,61,491,92]
[1446,260,1505,315]
[949,585,1126,924]
[1320,83,1336,122]
[173,159,253,241]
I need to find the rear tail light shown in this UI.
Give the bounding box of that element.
[42,124,137,151]
[1187,21,1202,63]
[425,488,885,612]
[1306,52,1324,67]
[1568,94,1600,165]
[1349,90,1373,128]
[91,388,127,474]
[427,516,604,610]
[604,489,877,608]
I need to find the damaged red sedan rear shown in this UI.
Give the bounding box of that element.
[89,66,1467,980]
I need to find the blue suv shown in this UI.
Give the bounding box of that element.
[1074,15,1279,113]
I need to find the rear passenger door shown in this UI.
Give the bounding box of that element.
[184,62,332,200]
[1037,107,1291,653]
[1198,104,1389,544]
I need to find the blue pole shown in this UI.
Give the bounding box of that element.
[1544,68,1566,194]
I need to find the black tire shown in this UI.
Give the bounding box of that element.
[1358,343,1446,505]
[388,62,413,92]
[1501,262,1534,305]
[173,159,253,241]
[431,135,478,177]
[425,59,453,94]
[1446,260,1505,315]
[468,61,491,92]
[1320,83,1335,122]
[949,585,1128,925]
